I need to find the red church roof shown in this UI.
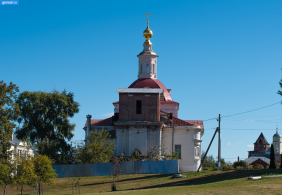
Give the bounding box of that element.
[172,117,204,128]
[128,78,172,101]
[83,116,113,129]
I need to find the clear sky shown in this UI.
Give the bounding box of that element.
[1,0,282,162]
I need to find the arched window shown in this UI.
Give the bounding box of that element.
[140,64,143,74]
[153,64,155,74]
[146,64,149,74]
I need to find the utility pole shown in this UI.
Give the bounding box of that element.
[197,127,219,172]
[218,114,221,171]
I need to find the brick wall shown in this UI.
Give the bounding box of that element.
[119,93,160,121]
[254,140,269,151]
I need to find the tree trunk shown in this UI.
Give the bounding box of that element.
[111,179,117,191]
[3,185,7,195]
[21,185,23,195]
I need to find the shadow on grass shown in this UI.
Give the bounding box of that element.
[120,169,282,191]
[80,173,173,187]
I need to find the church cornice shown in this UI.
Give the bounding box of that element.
[114,121,164,129]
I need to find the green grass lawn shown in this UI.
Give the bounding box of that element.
[5,169,282,195]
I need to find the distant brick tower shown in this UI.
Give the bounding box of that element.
[248,133,270,157]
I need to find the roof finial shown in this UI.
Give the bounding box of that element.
[277,125,278,134]
[145,12,151,26]
[143,12,153,46]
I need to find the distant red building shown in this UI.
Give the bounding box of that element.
[248,133,270,158]
[244,157,270,168]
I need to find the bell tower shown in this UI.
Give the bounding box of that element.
[137,12,159,79]
[273,127,282,154]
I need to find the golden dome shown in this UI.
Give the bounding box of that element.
[143,25,153,39]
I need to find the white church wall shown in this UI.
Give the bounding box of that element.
[162,128,173,155]
[174,128,195,172]
[162,127,202,172]
[116,129,129,156]
[129,128,147,156]
[116,128,162,157]
[147,129,162,155]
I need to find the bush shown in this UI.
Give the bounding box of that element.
[254,164,264,170]
[235,166,243,170]
[247,165,253,170]
[266,165,269,169]
[225,164,234,170]
[172,152,179,160]
[233,160,247,169]
[205,167,214,171]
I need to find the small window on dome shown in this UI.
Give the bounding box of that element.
[153,64,155,74]
[146,64,149,74]
[140,64,143,74]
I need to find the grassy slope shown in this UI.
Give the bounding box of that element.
[4,169,282,195]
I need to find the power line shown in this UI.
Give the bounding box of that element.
[221,128,277,130]
[221,102,281,118]
[202,102,281,122]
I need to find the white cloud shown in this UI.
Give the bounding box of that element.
[227,143,231,146]
[247,144,254,148]
[102,112,114,117]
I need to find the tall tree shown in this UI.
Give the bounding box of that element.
[0,81,21,161]
[32,154,57,186]
[15,90,79,164]
[269,144,276,169]
[74,129,115,163]
[16,157,37,195]
[0,161,16,194]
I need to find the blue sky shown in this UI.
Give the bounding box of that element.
[1,0,282,162]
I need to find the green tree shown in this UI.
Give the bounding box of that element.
[0,162,16,194]
[269,144,276,169]
[75,129,115,163]
[16,157,37,195]
[15,90,79,164]
[201,152,217,169]
[232,160,247,169]
[32,154,57,186]
[0,81,21,161]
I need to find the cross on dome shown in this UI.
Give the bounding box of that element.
[145,12,151,25]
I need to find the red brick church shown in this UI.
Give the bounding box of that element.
[248,133,270,157]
